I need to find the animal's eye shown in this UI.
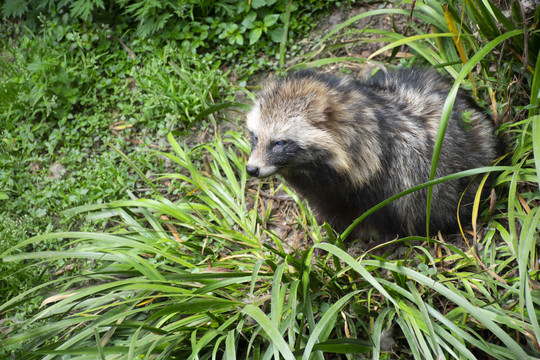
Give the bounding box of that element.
[249,132,258,144]
[274,140,286,147]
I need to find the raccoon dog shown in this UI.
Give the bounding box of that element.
[246,69,499,240]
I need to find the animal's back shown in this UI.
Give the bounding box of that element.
[361,69,499,236]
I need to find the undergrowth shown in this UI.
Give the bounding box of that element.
[1,0,539,359]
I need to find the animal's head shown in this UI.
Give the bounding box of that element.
[245,71,348,178]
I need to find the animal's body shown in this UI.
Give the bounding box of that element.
[246,69,499,240]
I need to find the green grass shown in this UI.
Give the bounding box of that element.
[1,0,539,359]
[0,15,232,308]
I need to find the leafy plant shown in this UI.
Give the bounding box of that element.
[1,0,345,78]
[0,8,226,328]
[242,12,281,45]
[0,130,296,358]
[134,43,230,128]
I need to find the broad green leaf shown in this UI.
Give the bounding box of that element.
[263,14,279,27]
[249,28,263,44]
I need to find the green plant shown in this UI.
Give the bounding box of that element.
[0,10,232,326]
[2,126,538,358]
[0,130,304,358]
[242,12,281,45]
[134,44,230,128]
[1,0,345,78]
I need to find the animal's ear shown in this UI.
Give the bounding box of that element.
[310,94,339,124]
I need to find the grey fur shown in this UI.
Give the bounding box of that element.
[246,69,499,240]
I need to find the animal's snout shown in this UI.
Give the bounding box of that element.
[246,165,260,177]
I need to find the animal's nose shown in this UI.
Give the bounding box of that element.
[246,165,260,177]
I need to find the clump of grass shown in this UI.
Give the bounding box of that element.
[0,130,317,358]
[2,124,538,359]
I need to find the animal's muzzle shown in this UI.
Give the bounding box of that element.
[246,165,260,177]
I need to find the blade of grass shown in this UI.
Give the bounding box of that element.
[371,307,393,359]
[443,3,477,99]
[533,114,540,190]
[225,330,236,360]
[519,207,540,345]
[396,317,424,359]
[279,0,292,69]
[241,305,296,360]
[271,263,286,329]
[426,29,523,237]
[340,166,512,241]
[286,280,300,349]
[408,282,443,358]
[403,309,434,360]
[302,291,360,359]
[530,49,540,189]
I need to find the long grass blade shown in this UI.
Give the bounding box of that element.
[241,305,296,360]
[426,29,522,236]
[302,291,360,359]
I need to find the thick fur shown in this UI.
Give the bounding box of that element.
[246,69,499,239]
